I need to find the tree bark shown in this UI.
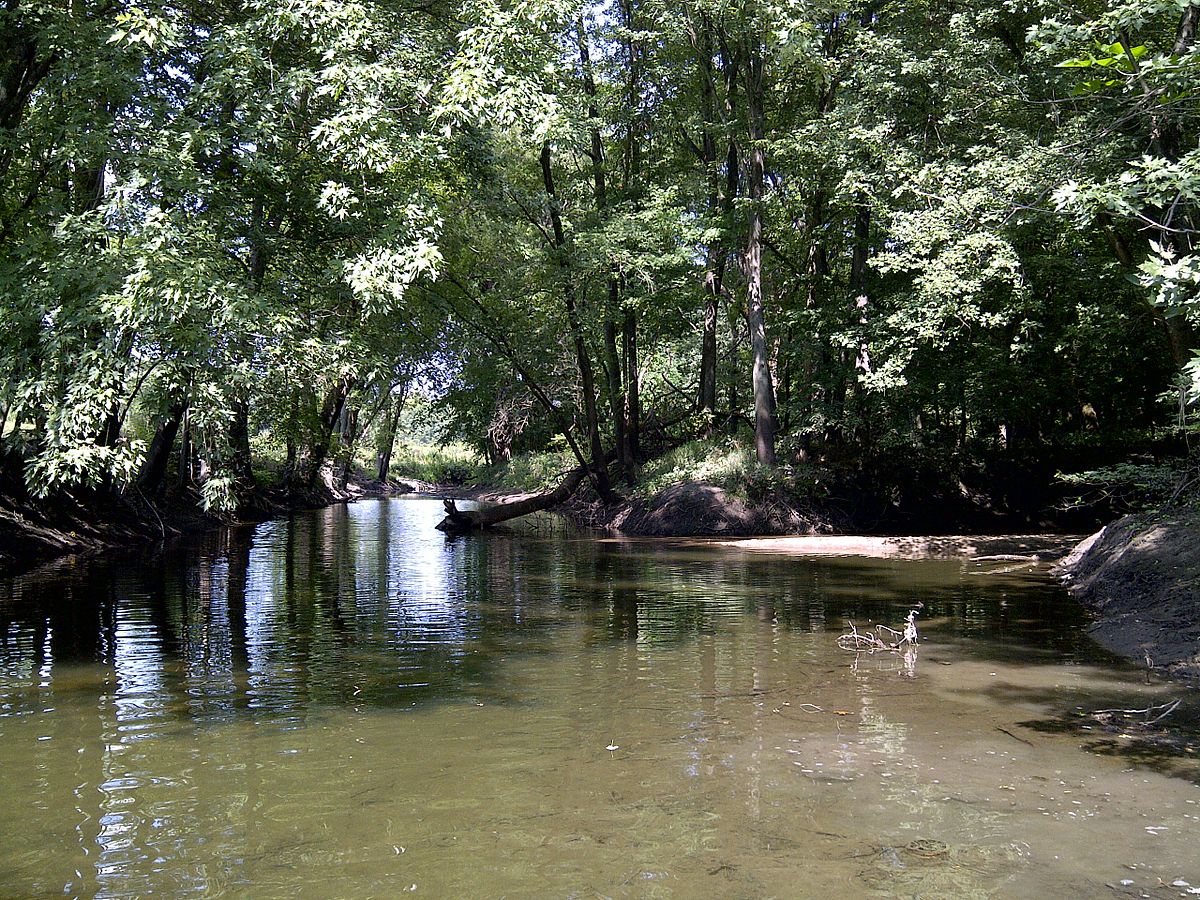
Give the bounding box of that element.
[578,21,633,484]
[618,0,643,478]
[623,304,640,465]
[691,21,740,432]
[743,47,777,466]
[138,398,185,495]
[376,386,407,483]
[337,404,359,486]
[178,407,194,488]
[437,465,587,534]
[228,393,253,487]
[305,375,353,489]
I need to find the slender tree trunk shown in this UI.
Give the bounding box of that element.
[229,195,270,495]
[179,407,193,489]
[692,21,740,433]
[851,197,873,378]
[337,405,359,486]
[540,141,615,501]
[695,20,721,427]
[623,304,640,464]
[282,388,298,490]
[743,48,776,466]
[578,20,631,483]
[618,0,642,477]
[376,386,407,483]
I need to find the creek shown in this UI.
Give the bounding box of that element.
[1,497,1197,897]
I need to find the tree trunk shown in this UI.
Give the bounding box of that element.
[437,465,588,534]
[578,21,631,484]
[178,407,193,488]
[138,398,185,495]
[540,141,615,501]
[695,21,721,427]
[743,47,776,466]
[305,376,353,489]
[623,305,640,464]
[692,20,739,433]
[376,387,407,483]
[338,405,359,486]
[228,392,253,487]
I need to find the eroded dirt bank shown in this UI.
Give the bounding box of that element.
[1057,503,1200,677]
[0,473,421,579]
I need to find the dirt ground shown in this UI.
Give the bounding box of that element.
[1057,503,1200,678]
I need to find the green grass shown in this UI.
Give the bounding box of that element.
[385,442,485,485]
[248,433,486,487]
[487,450,578,492]
[635,437,762,496]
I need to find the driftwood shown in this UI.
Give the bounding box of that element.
[837,609,920,653]
[436,465,588,534]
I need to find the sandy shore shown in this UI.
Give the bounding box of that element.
[593,532,1081,560]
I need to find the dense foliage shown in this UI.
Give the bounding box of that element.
[2,0,1197,519]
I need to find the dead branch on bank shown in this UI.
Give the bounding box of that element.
[436,465,588,534]
[838,608,920,653]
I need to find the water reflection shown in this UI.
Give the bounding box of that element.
[1,498,1197,897]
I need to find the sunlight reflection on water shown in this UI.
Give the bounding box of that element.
[0,497,1197,897]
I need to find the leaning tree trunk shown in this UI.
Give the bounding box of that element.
[337,404,359,487]
[305,375,353,489]
[376,387,407,483]
[540,142,615,502]
[437,466,588,534]
[138,398,185,495]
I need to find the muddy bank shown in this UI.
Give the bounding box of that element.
[0,471,419,579]
[435,472,1078,544]
[561,481,826,536]
[1057,503,1200,677]
[455,478,1069,540]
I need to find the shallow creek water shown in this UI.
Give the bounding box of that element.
[1,497,1197,898]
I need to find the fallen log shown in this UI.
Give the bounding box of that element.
[436,465,588,534]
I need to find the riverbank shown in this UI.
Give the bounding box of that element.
[1056,502,1200,678]
[0,471,421,579]
[10,471,1190,692]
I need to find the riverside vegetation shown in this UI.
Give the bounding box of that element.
[1,0,1199,632]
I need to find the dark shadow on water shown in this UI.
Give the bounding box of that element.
[967,680,1200,782]
[0,498,1164,740]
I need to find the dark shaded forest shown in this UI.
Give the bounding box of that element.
[2,0,1197,536]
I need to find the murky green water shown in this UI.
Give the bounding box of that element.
[1,498,1197,898]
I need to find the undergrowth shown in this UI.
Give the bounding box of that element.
[487,450,577,492]
[385,442,485,485]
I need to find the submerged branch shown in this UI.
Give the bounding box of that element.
[837,608,920,653]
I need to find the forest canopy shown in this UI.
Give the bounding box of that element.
[1,0,1197,522]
